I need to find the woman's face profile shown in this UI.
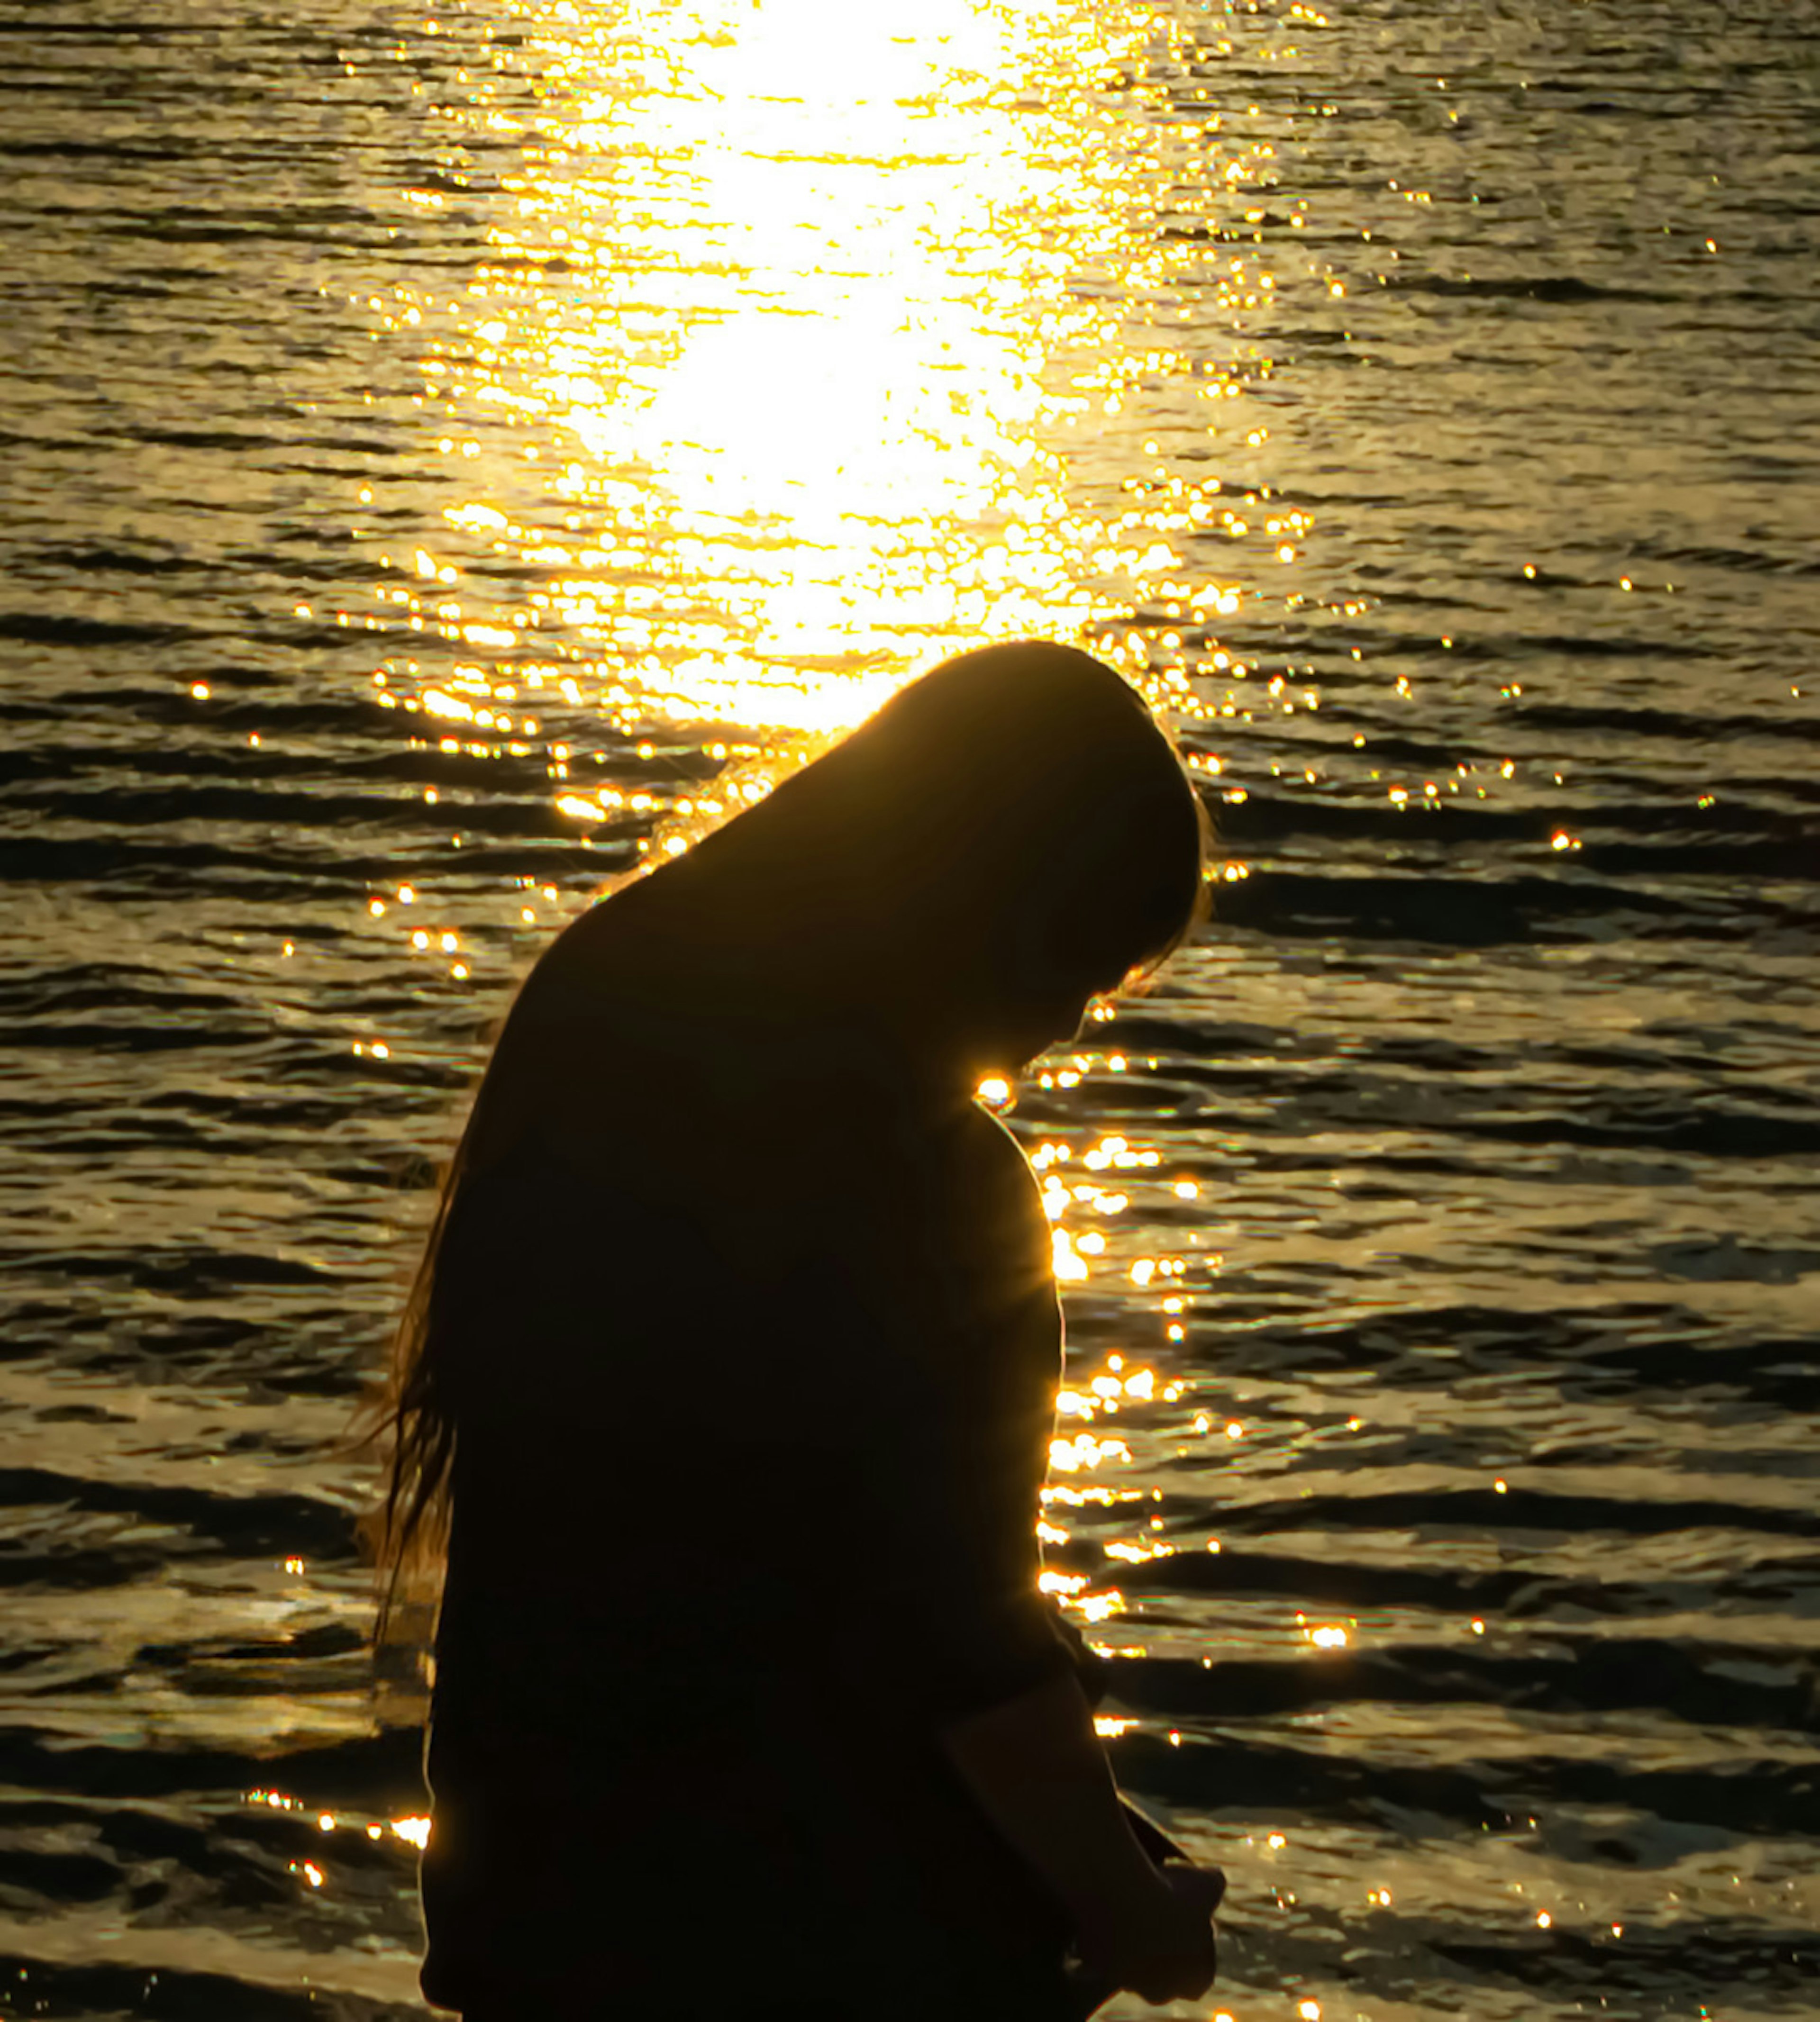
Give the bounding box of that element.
[959,934,1129,1079]
[975,995,1087,1078]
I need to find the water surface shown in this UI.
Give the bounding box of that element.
[1,0,1817,2015]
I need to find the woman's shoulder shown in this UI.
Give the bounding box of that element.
[954,1101,1046,1223]
[913,1102,1055,1319]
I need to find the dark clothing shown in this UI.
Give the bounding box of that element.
[418,1086,1092,2017]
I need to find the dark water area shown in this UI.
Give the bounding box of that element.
[1,0,1817,2015]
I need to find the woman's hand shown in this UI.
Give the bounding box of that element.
[1074,1859,1224,2006]
[937,1671,1222,2007]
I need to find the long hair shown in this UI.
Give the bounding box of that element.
[362,641,1210,1632]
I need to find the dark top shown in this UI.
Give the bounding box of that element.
[416,1083,1099,2016]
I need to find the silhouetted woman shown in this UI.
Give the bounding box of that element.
[373,640,1221,2020]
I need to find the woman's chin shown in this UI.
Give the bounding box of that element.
[988,1020,1083,1078]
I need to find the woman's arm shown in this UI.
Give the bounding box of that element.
[939,1665,1219,2004]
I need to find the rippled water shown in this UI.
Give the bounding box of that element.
[2,0,1817,2014]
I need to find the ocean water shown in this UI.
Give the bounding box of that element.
[1,0,1817,2016]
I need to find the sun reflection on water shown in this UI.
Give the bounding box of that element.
[384,0,1169,741]
[354,0,1307,785]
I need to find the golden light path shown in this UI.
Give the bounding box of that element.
[364,0,1289,752]
[453,0,1113,731]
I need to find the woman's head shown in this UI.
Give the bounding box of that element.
[859,640,1207,1057]
[644,639,1210,1077]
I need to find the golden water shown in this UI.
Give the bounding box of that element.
[0,0,1816,2015]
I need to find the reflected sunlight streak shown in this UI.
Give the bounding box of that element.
[417,0,1140,739]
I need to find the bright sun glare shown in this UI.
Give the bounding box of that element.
[412,0,1121,734]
